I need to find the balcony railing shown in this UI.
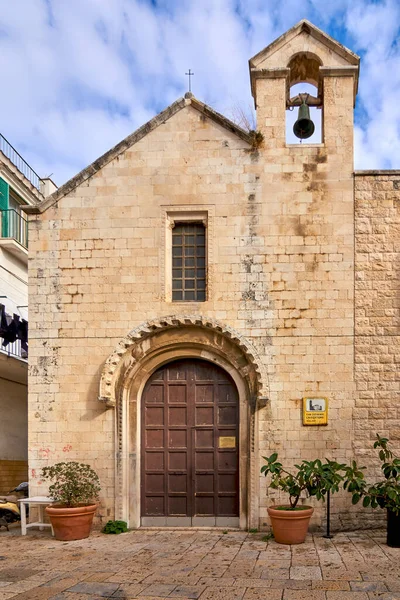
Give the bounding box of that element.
[0,303,28,361]
[0,338,28,361]
[0,134,40,190]
[0,209,28,249]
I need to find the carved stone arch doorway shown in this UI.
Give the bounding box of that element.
[98,315,269,529]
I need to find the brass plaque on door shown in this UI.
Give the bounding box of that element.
[219,436,236,448]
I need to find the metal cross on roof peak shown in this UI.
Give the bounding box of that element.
[185,69,194,93]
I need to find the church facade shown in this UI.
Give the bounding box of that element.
[25,20,399,531]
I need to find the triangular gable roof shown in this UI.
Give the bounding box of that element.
[249,19,359,68]
[24,94,252,215]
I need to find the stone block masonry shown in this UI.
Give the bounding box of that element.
[354,173,400,501]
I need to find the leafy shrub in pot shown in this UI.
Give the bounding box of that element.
[42,461,101,541]
[261,453,347,544]
[344,435,400,547]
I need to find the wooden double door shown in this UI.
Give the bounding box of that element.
[141,359,239,526]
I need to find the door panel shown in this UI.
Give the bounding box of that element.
[168,430,187,447]
[141,358,239,525]
[145,407,164,425]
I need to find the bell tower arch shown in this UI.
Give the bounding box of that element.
[249,19,359,160]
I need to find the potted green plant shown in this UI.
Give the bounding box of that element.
[261,453,347,544]
[42,461,101,541]
[343,435,400,548]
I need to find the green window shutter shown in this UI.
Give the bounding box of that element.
[0,177,9,237]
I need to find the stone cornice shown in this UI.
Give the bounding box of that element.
[354,170,400,176]
[249,67,291,106]
[319,66,359,105]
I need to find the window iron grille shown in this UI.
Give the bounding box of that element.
[172,223,206,301]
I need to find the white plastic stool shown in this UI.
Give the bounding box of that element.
[18,496,54,536]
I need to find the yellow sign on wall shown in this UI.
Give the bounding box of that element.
[303,397,328,426]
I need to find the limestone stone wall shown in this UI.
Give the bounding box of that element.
[353,172,400,527]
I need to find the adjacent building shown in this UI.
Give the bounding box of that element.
[25,21,399,530]
[0,135,56,493]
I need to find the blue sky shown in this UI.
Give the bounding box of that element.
[1,0,400,186]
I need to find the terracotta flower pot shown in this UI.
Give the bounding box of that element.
[46,504,97,541]
[267,505,314,545]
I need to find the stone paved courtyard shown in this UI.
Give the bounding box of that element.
[0,528,399,599]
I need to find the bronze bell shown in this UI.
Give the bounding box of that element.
[293,100,315,139]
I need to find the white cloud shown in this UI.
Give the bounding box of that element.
[346,0,400,168]
[30,106,155,184]
[0,0,399,186]
[354,126,379,169]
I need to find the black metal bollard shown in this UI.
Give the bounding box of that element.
[323,490,334,539]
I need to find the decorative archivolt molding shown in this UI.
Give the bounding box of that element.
[98,314,269,409]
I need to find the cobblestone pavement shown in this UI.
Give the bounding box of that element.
[0,528,399,600]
